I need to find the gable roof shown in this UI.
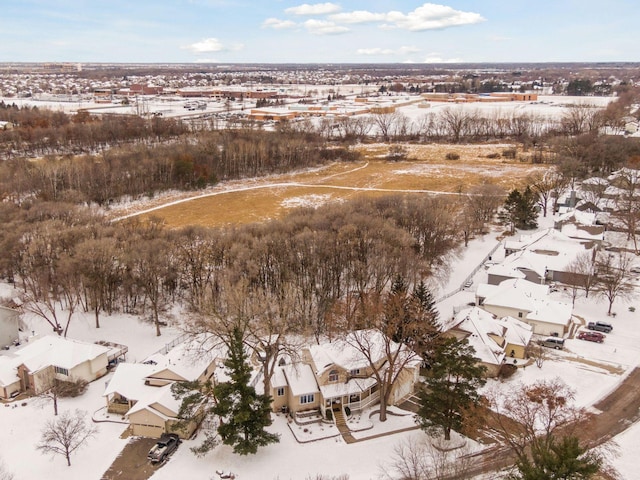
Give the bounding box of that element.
[143,335,223,383]
[12,335,109,373]
[126,383,181,419]
[478,279,572,327]
[307,330,400,376]
[103,363,158,400]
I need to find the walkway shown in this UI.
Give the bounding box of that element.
[333,408,357,444]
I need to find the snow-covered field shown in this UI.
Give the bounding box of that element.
[1,212,639,480]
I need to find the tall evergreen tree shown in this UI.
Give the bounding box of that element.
[510,435,602,480]
[212,327,279,455]
[500,187,538,233]
[416,337,486,441]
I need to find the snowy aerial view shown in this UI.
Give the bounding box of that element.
[2,1,640,480]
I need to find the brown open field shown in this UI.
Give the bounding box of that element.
[118,144,551,229]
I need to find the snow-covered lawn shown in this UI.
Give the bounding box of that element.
[1,212,640,479]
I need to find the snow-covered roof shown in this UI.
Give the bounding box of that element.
[478,278,549,312]
[479,279,572,327]
[126,383,181,418]
[143,335,224,383]
[307,330,399,376]
[319,376,377,399]
[103,363,158,400]
[12,335,109,373]
[449,307,506,366]
[281,363,319,396]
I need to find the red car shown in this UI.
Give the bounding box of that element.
[577,331,605,343]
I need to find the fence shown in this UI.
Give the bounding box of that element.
[436,241,502,304]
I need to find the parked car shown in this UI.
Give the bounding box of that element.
[577,331,605,343]
[148,434,181,463]
[587,321,613,333]
[539,337,565,350]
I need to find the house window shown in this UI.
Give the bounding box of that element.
[54,366,69,376]
[518,312,523,318]
[276,387,285,397]
[350,368,360,376]
[300,394,315,405]
[328,369,339,382]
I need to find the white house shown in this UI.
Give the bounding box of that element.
[476,279,573,336]
[0,335,110,399]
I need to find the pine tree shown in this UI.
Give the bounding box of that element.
[416,337,486,441]
[500,187,538,233]
[212,327,279,455]
[510,435,602,480]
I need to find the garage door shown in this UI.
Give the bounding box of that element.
[131,423,165,438]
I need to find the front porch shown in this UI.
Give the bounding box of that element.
[319,378,380,419]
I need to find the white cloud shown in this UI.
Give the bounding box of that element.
[423,53,463,63]
[185,38,225,53]
[262,18,297,29]
[304,19,349,35]
[356,48,395,56]
[329,11,385,24]
[285,2,342,16]
[184,38,244,53]
[356,46,420,56]
[329,3,485,31]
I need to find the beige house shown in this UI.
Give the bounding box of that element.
[0,335,110,399]
[270,330,420,419]
[104,336,221,438]
[446,307,533,377]
[125,384,200,439]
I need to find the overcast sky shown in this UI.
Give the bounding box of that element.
[1,0,638,64]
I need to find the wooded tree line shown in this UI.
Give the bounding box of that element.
[0,194,480,339]
[0,103,189,159]
[0,130,358,205]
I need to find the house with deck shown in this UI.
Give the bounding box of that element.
[0,335,119,399]
[270,330,420,420]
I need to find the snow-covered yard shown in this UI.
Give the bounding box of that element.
[1,212,639,479]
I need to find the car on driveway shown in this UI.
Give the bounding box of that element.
[577,331,605,343]
[147,434,181,464]
[539,337,565,349]
[587,321,613,333]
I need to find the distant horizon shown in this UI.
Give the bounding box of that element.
[2,1,639,64]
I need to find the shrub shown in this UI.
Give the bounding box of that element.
[502,148,517,159]
[445,152,460,160]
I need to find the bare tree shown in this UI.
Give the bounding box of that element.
[335,289,423,422]
[525,343,548,368]
[612,168,640,253]
[565,251,597,303]
[529,170,566,217]
[380,436,474,480]
[487,379,587,467]
[37,409,97,466]
[594,251,634,315]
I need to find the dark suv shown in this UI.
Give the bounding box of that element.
[148,434,181,463]
[587,321,613,333]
